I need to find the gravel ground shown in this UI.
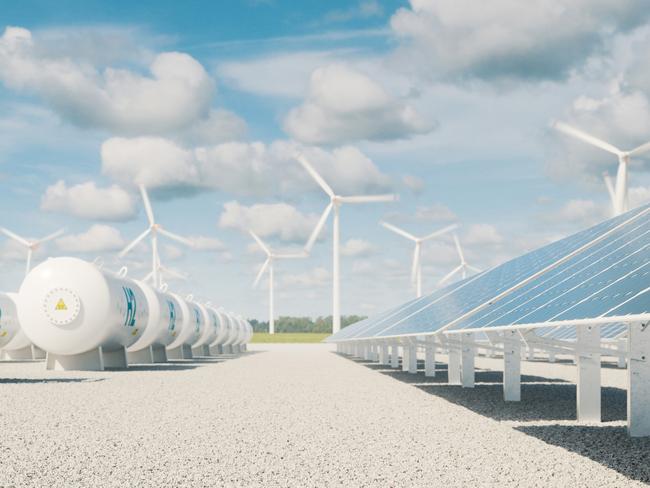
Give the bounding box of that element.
[0,344,648,487]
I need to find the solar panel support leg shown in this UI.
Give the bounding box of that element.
[448,341,461,385]
[577,324,601,423]
[390,342,399,368]
[618,338,627,368]
[425,336,436,377]
[503,330,521,401]
[379,343,388,365]
[408,340,417,374]
[461,332,475,388]
[548,350,556,363]
[628,322,650,436]
[363,342,372,361]
[401,342,410,372]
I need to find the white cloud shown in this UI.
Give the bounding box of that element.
[548,199,610,227]
[389,0,650,81]
[464,224,503,245]
[340,238,374,257]
[55,224,125,253]
[629,186,650,208]
[190,235,226,251]
[218,201,318,243]
[281,267,330,287]
[40,180,136,221]
[402,174,425,194]
[0,26,216,136]
[101,136,392,196]
[414,203,457,222]
[284,64,431,144]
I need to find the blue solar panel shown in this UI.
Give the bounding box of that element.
[327,204,650,342]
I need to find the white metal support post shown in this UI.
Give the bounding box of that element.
[577,324,601,423]
[379,342,388,365]
[503,330,521,401]
[425,335,436,377]
[408,338,418,374]
[628,322,650,436]
[461,332,475,388]
[390,342,399,368]
[401,341,410,372]
[363,341,372,361]
[447,337,461,385]
[618,337,627,368]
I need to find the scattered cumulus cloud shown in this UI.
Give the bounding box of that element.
[414,203,457,222]
[340,238,374,257]
[281,267,330,287]
[55,224,125,253]
[41,180,137,221]
[464,224,504,245]
[284,64,431,144]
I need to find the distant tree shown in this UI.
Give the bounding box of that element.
[246,315,366,333]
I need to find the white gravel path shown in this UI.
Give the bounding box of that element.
[0,343,648,487]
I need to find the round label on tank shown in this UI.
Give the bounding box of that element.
[44,288,81,326]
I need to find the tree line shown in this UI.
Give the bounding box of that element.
[248,315,366,333]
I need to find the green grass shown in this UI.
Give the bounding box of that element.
[251,332,330,343]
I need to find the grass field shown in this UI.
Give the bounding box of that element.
[251,333,329,343]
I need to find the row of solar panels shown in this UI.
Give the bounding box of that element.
[327,204,650,342]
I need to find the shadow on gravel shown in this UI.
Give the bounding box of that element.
[345,354,640,482]
[515,424,650,483]
[0,377,104,384]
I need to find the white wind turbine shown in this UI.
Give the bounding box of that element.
[380,221,458,298]
[0,227,64,276]
[296,153,398,334]
[553,121,650,215]
[437,233,480,287]
[249,230,307,335]
[119,184,194,289]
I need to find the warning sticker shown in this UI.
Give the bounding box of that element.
[55,299,67,311]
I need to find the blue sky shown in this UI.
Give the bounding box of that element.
[2,0,650,321]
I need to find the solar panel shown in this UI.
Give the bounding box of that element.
[327,204,650,342]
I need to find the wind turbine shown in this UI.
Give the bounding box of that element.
[119,184,194,289]
[380,221,458,298]
[295,153,398,334]
[0,227,64,276]
[437,233,480,287]
[142,255,188,285]
[553,121,650,215]
[249,230,306,335]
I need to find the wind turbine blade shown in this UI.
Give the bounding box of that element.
[420,224,458,242]
[142,271,154,283]
[139,184,155,226]
[253,258,271,287]
[158,228,194,247]
[338,194,398,204]
[275,252,307,259]
[295,153,335,198]
[438,264,463,287]
[603,172,616,207]
[410,245,419,283]
[380,221,417,241]
[467,265,481,273]
[453,234,466,263]
[0,227,30,247]
[628,140,650,157]
[159,265,188,281]
[119,228,151,257]
[249,230,271,255]
[553,121,622,156]
[37,228,65,244]
[305,202,333,252]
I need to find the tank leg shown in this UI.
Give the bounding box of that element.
[216,345,224,354]
[166,346,183,360]
[127,346,154,364]
[151,345,167,363]
[32,345,46,359]
[2,345,36,360]
[102,347,128,369]
[222,345,232,354]
[181,344,193,359]
[46,348,104,371]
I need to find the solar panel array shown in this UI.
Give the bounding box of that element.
[327,204,650,342]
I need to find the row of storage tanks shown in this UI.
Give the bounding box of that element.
[0,257,252,371]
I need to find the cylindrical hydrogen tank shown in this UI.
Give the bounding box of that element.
[17,257,149,356]
[128,280,182,352]
[0,292,21,348]
[190,302,215,349]
[221,312,239,347]
[209,307,230,347]
[166,294,202,349]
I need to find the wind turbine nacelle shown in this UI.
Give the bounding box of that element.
[0,292,22,349]
[127,280,183,354]
[17,257,149,356]
[166,294,203,349]
[190,302,217,349]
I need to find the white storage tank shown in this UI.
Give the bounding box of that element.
[190,302,217,357]
[0,293,21,350]
[127,281,184,364]
[220,312,240,354]
[17,257,149,371]
[166,294,203,360]
[208,307,230,355]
